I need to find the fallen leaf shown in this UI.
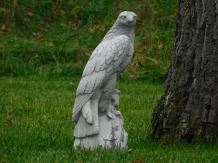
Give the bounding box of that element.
[26,11,33,17]
[132,157,143,163]
[7,112,13,125]
[48,42,54,47]
[128,148,132,153]
[1,24,6,31]
[0,8,6,13]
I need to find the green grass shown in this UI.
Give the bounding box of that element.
[1,76,218,162]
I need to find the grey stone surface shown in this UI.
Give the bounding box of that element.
[72,11,137,149]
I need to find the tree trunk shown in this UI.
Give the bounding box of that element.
[151,0,218,142]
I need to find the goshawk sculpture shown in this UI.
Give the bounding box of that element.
[72,11,137,149]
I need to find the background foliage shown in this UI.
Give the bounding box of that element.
[0,0,178,82]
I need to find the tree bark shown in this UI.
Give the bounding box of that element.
[151,0,218,142]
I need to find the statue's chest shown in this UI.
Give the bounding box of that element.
[120,45,134,69]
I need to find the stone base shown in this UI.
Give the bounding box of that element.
[74,111,128,149]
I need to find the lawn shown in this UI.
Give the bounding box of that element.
[1,76,218,162]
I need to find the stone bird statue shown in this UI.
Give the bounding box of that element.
[72,11,137,139]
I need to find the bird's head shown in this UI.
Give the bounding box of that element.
[116,11,137,27]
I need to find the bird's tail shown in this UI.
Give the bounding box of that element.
[72,93,93,122]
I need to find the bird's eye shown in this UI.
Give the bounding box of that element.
[120,15,126,19]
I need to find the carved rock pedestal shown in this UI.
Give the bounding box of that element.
[74,89,128,149]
